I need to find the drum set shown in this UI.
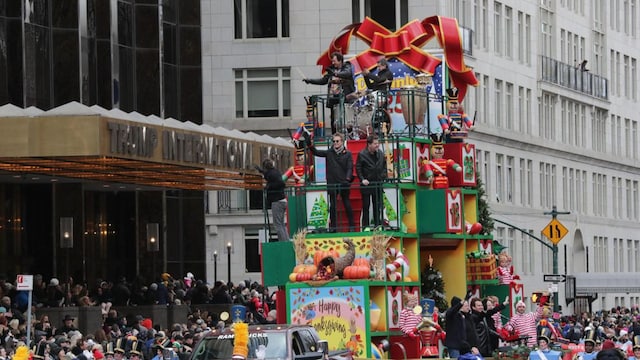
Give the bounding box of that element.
[345,90,391,140]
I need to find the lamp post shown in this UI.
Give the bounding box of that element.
[213,251,218,283]
[59,217,74,283]
[227,242,232,285]
[147,223,160,279]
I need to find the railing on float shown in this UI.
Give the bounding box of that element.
[261,88,449,238]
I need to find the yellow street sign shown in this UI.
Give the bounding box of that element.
[542,219,568,244]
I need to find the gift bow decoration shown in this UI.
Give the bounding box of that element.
[316,16,479,102]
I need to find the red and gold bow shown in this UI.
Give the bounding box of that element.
[316,16,478,101]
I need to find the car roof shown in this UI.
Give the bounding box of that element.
[202,324,314,337]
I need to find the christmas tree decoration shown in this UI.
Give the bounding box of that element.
[308,194,328,228]
[420,254,447,311]
[473,170,495,235]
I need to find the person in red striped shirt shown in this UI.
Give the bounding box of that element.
[504,300,545,347]
[399,292,422,337]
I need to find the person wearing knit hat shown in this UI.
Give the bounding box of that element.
[618,329,633,355]
[93,349,105,360]
[528,331,562,360]
[444,294,479,359]
[504,298,545,348]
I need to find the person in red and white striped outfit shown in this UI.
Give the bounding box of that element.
[504,300,545,347]
[399,291,422,337]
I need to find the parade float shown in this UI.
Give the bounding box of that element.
[261,16,524,359]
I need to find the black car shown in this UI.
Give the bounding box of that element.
[189,324,352,360]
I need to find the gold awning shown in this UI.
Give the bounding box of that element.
[0,104,294,190]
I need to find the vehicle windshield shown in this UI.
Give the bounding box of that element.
[191,332,288,360]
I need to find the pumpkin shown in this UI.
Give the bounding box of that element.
[295,272,313,282]
[288,273,298,282]
[313,249,339,267]
[343,265,370,279]
[293,264,317,275]
[352,258,370,267]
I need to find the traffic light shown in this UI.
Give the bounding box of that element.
[531,291,544,304]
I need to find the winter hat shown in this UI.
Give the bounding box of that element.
[516,300,526,308]
[451,296,462,308]
[140,318,153,330]
[93,350,105,360]
[602,340,616,350]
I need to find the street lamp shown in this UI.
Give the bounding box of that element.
[147,223,160,278]
[213,250,218,283]
[59,217,73,283]
[146,223,160,252]
[226,242,232,285]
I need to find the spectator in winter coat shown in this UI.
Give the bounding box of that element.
[445,294,479,358]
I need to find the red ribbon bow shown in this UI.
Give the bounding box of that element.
[316,16,479,101]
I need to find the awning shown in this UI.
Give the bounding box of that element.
[575,272,640,294]
[0,102,294,190]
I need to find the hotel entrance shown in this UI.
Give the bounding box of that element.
[0,103,293,285]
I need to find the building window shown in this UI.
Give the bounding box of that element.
[482,75,489,121]
[481,0,489,49]
[504,6,513,58]
[505,82,513,130]
[592,109,607,152]
[540,7,553,57]
[626,179,632,219]
[635,239,640,271]
[506,156,514,203]
[495,79,503,128]
[351,0,408,31]
[539,92,555,140]
[634,181,639,221]
[235,68,291,118]
[493,2,502,56]
[496,154,504,203]
[539,162,556,208]
[244,227,274,272]
[217,190,248,213]
[234,0,289,39]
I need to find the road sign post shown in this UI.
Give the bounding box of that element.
[16,275,33,348]
[542,206,570,313]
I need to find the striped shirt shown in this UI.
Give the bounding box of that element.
[505,306,543,347]
[399,308,422,335]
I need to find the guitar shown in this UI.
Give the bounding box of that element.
[381,122,396,179]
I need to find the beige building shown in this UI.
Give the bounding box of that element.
[202,0,640,313]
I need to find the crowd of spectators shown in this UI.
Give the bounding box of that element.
[0,273,278,360]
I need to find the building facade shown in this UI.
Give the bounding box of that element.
[202,0,640,313]
[0,0,208,285]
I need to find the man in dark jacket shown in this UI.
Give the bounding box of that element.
[256,158,288,241]
[362,58,393,94]
[309,132,355,232]
[303,52,355,134]
[470,296,508,357]
[355,135,386,230]
[444,294,479,359]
